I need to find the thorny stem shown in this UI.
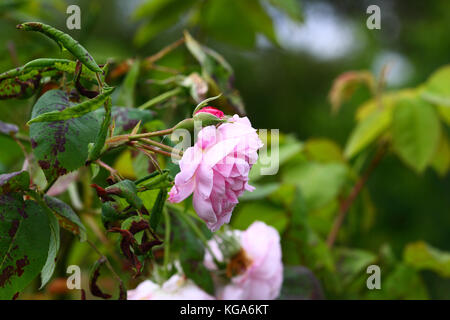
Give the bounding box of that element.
[326,143,388,248]
[96,159,123,181]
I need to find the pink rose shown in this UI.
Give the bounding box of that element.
[194,106,225,119]
[127,274,214,300]
[204,221,283,300]
[168,115,263,231]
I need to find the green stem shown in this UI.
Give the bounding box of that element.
[129,127,174,140]
[138,137,183,156]
[176,208,222,267]
[134,142,180,159]
[138,87,182,110]
[163,208,171,278]
[42,176,57,195]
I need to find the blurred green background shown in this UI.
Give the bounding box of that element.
[0,0,449,299]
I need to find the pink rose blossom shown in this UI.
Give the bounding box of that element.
[204,221,283,300]
[194,106,225,119]
[127,274,214,300]
[168,115,263,231]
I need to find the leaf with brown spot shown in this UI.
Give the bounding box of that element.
[0,194,51,299]
[44,195,86,241]
[108,227,141,275]
[0,171,30,195]
[29,90,100,182]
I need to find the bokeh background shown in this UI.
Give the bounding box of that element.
[0,0,449,299]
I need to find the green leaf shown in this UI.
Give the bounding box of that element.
[0,194,51,299]
[437,105,450,126]
[0,59,97,83]
[116,60,140,108]
[282,162,348,211]
[40,209,60,289]
[232,202,288,233]
[392,98,441,173]
[367,264,428,299]
[422,65,450,106]
[431,133,450,176]
[249,137,303,182]
[44,195,87,241]
[0,70,44,100]
[29,90,100,182]
[136,170,172,191]
[28,87,115,124]
[202,0,256,48]
[133,0,196,46]
[101,202,121,227]
[334,248,377,287]
[94,107,154,136]
[0,171,29,195]
[192,94,222,115]
[305,138,344,163]
[344,108,391,159]
[404,241,450,278]
[106,180,143,209]
[239,182,280,201]
[150,188,167,230]
[17,22,102,73]
[268,0,303,22]
[87,97,112,163]
[184,31,246,114]
[239,0,277,44]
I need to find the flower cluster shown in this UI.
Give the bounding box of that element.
[168,109,263,231]
[128,221,283,300]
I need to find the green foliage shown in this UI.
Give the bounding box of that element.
[40,210,60,289]
[106,180,143,209]
[116,60,140,108]
[44,195,86,241]
[17,22,102,72]
[29,90,100,182]
[0,10,448,300]
[392,98,441,173]
[133,0,302,47]
[150,188,168,229]
[28,87,115,124]
[0,171,29,195]
[344,109,391,159]
[404,241,450,278]
[0,194,50,299]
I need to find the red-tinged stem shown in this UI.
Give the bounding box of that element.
[129,128,174,140]
[133,142,181,159]
[326,143,387,248]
